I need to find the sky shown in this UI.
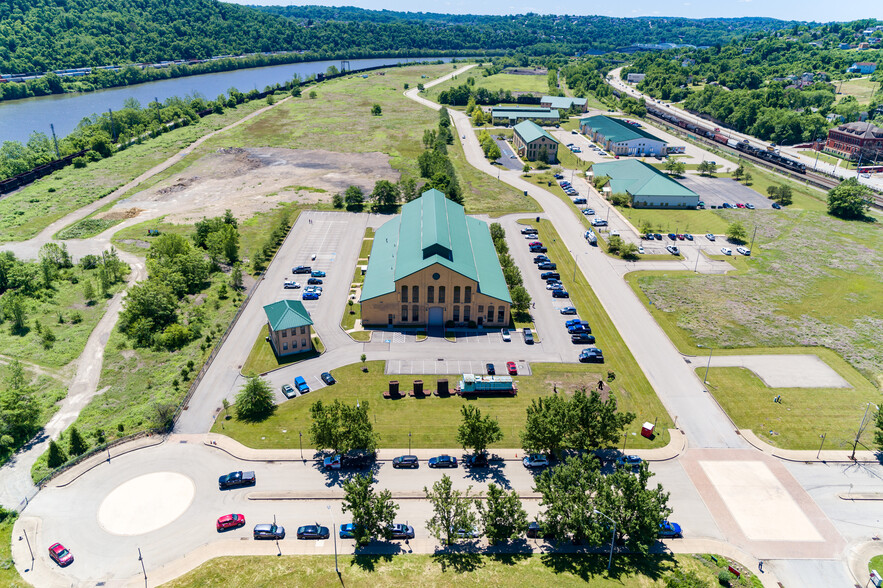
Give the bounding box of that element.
[223,0,881,22]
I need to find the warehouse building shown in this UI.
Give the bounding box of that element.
[490,106,560,126]
[513,120,559,162]
[590,160,699,208]
[579,115,668,156]
[360,189,511,329]
[540,95,588,112]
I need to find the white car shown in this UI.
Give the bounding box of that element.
[283,281,300,289]
[720,247,733,256]
[501,329,511,342]
[736,247,751,256]
[610,229,620,237]
[638,245,645,254]
[705,233,716,241]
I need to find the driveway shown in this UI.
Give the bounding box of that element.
[677,175,775,209]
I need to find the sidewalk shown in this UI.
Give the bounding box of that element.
[739,429,880,464]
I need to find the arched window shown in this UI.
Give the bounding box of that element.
[401,285,408,303]
[438,286,446,303]
[464,286,472,303]
[487,305,494,321]
[454,286,461,303]
[412,285,419,303]
[412,305,419,322]
[427,286,434,303]
[401,305,408,322]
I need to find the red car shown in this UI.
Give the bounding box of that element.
[217,513,247,532]
[736,203,745,209]
[507,361,518,375]
[48,543,73,566]
[676,234,685,241]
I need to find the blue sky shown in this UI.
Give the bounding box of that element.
[226,0,881,22]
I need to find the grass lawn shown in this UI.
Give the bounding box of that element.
[358,227,375,259]
[427,71,551,102]
[798,149,857,170]
[619,207,731,236]
[0,511,28,588]
[110,216,195,254]
[342,298,362,331]
[0,98,272,242]
[870,554,883,574]
[836,77,881,104]
[162,552,740,588]
[241,325,321,376]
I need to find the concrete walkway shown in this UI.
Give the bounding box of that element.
[703,353,852,388]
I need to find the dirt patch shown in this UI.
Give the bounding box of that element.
[96,207,144,221]
[107,147,398,224]
[117,239,151,249]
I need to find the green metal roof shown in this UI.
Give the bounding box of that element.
[514,120,558,145]
[579,115,666,144]
[263,300,313,332]
[592,160,698,199]
[361,189,511,304]
[541,96,587,109]
[490,107,560,120]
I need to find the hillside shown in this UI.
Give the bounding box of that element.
[0,0,795,73]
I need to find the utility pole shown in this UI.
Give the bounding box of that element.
[327,505,339,575]
[850,402,876,460]
[50,124,61,159]
[138,548,147,587]
[749,225,757,254]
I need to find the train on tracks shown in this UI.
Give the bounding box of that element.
[646,105,807,174]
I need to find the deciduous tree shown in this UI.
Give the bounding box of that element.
[424,474,477,545]
[344,185,364,210]
[726,221,748,243]
[520,394,570,458]
[234,376,276,422]
[477,483,527,544]
[341,473,399,546]
[309,399,378,454]
[457,405,503,455]
[827,178,872,220]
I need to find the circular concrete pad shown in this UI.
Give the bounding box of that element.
[98,472,195,536]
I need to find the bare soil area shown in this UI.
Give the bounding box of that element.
[103,148,397,223]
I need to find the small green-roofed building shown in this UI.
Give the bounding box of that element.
[541,96,588,112]
[263,300,314,356]
[513,120,559,162]
[361,189,511,329]
[490,106,560,126]
[580,115,668,156]
[591,159,699,208]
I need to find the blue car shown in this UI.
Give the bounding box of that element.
[658,520,682,538]
[428,455,457,469]
[302,292,319,300]
[565,319,586,327]
[294,376,310,394]
[552,290,569,298]
[339,523,358,539]
[307,277,323,285]
[311,270,326,278]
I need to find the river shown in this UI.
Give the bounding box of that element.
[0,56,454,144]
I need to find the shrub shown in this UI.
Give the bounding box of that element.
[72,157,87,168]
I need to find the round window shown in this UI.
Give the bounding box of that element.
[432,272,440,280]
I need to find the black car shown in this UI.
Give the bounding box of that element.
[571,333,596,344]
[292,266,312,274]
[529,246,547,253]
[552,289,569,298]
[321,372,335,385]
[538,262,557,270]
[540,272,560,280]
[389,524,415,539]
[465,453,489,468]
[392,455,419,469]
[579,348,604,363]
[428,455,458,468]
[307,277,323,285]
[654,233,663,240]
[486,363,495,375]
[533,255,550,264]
[297,525,330,540]
[254,524,285,540]
[772,202,782,209]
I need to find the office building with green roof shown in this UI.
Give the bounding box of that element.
[540,96,588,112]
[490,106,560,126]
[579,115,667,156]
[513,120,559,162]
[590,159,699,208]
[263,299,314,356]
[360,189,511,329]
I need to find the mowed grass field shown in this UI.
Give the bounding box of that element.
[427,70,552,102]
[836,77,881,104]
[162,553,735,588]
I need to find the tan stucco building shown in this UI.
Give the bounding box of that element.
[513,120,559,163]
[263,300,314,356]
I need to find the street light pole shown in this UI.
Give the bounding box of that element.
[698,344,713,384]
[327,505,339,575]
[850,402,877,460]
[408,431,411,454]
[299,431,303,461]
[593,509,617,572]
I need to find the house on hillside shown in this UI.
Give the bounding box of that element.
[263,300,314,356]
[847,62,877,74]
[513,120,559,162]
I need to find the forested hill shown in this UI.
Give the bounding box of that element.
[0,0,793,73]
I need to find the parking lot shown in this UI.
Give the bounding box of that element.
[492,136,524,170]
[386,359,531,375]
[677,175,774,209]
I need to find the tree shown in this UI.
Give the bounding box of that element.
[309,90,317,99]
[371,103,382,116]
[726,221,748,243]
[0,360,39,442]
[489,223,505,242]
[510,285,531,313]
[341,473,399,546]
[827,178,872,220]
[742,171,752,185]
[370,180,400,211]
[83,280,95,304]
[533,453,605,542]
[3,292,28,332]
[620,242,640,260]
[231,265,243,290]
[697,160,716,176]
[874,408,883,452]
[205,223,239,264]
[522,164,531,173]
[47,439,67,468]
[732,164,744,181]
[568,389,635,450]
[477,483,528,545]
[520,394,570,458]
[424,475,477,545]
[485,142,501,160]
[457,405,503,455]
[332,193,344,208]
[234,376,276,422]
[663,158,686,176]
[309,399,378,455]
[595,464,672,553]
[344,185,364,211]
[607,235,623,254]
[68,426,87,456]
[398,177,418,202]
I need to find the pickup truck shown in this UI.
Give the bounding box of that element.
[218,471,256,489]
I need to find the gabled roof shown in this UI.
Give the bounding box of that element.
[592,160,698,199]
[263,300,313,332]
[361,189,511,304]
[514,120,558,145]
[540,95,587,110]
[836,121,883,139]
[490,106,560,119]
[579,115,667,145]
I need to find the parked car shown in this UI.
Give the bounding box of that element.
[559,306,577,315]
[521,228,538,235]
[591,218,608,227]
[533,255,550,264]
[281,384,296,399]
[666,245,680,255]
[283,280,300,289]
[486,363,495,375]
[311,270,326,277]
[529,245,547,253]
[745,203,755,210]
[667,233,677,240]
[465,453,489,468]
[583,208,595,215]
[552,289,569,298]
[294,376,310,394]
[546,281,563,290]
[297,525,329,540]
[302,292,319,300]
[392,455,419,469]
[453,527,482,539]
[254,524,286,540]
[507,361,518,375]
[523,454,550,468]
[219,471,256,490]
[676,234,685,241]
[527,521,555,539]
[307,277,323,285]
[771,202,782,209]
[705,233,716,241]
[610,229,620,237]
[735,203,745,209]
[720,247,733,256]
[721,202,732,209]
[654,233,662,240]
[579,347,604,363]
[501,329,511,342]
[389,523,416,539]
[565,319,588,328]
[324,451,373,470]
[528,241,542,247]
[540,272,560,280]
[573,197,587,204]
[523,328,534,344]
[48,543,73,567]
[571,333,596,344]
[538,262,557,270]
[305,285,323,293]
[615,455,643,472]
[568,325,591,335]
[736,247,751,256]
[658,520,683,539]
[685,234,693,241]
[338,523,359,539]
[321,372,336,385]
[428,455,458,468]
[217,513,246,532]
[638,246,645,254]
[292,266,312,274]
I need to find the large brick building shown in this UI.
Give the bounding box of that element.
[360,189,511,329]
[513,120,559,162]
[825,121,883,160]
